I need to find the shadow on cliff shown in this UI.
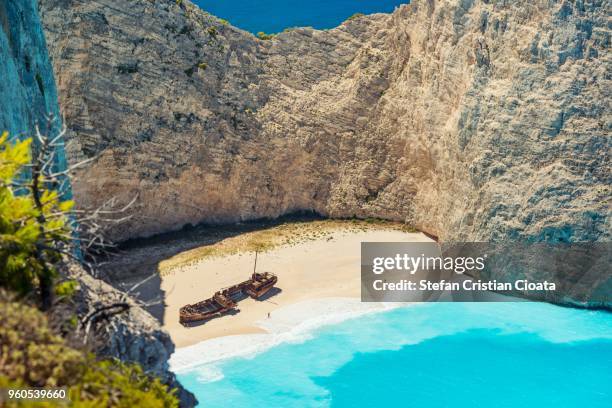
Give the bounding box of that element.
[99,212,322,324]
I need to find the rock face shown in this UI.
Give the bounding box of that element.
[75,270,196,406]
[0,2,194,404]
[40,0,610,303]
[0,0,63,156]
[40,0,610,245]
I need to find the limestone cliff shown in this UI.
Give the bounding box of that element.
[40,0,610,245]
[0,2,194,404]
[0,0,62,149]
[75,269,196,406]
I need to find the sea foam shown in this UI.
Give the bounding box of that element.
[170,297,408,375]
[175,302,612,407]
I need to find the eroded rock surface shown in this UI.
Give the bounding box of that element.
[0,0,64,156]
[40,0,610,244]
[75,269,196,406]
[0,2,194,403]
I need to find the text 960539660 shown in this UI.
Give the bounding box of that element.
[1,388,68,402]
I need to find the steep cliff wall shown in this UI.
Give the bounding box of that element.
[75,269,196,406]
[41,0,610,245]
[0,0,62,144]
[0,2,194,404]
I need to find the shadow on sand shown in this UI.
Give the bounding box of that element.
[179,308,241,328]
[98,213,320,324]
[177,288,283,328]
[257,287,283,302]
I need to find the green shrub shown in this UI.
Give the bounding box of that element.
[0,132,74,308]
[0,296,179,407]
[347,13,365,21]
[54,279,79,299]
[257,31,275,40]
[0,133,180,405]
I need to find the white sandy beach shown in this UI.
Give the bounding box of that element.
[161,228,433,348]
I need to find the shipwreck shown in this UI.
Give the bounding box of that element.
[179,253,278,325]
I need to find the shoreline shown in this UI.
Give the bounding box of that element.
[160,226,433,348]
[168,291,528,374]
[170,297,410,374]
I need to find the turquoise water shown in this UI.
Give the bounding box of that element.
[193,0,408,34]
[176,303,612,407]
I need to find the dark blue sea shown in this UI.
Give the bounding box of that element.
[192,0,408,34]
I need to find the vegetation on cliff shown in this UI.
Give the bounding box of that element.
[0,132,73,309]
[346,12,364,21]
[0,133,179,406]
[257,31,276,40]
[0,295,178,407]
